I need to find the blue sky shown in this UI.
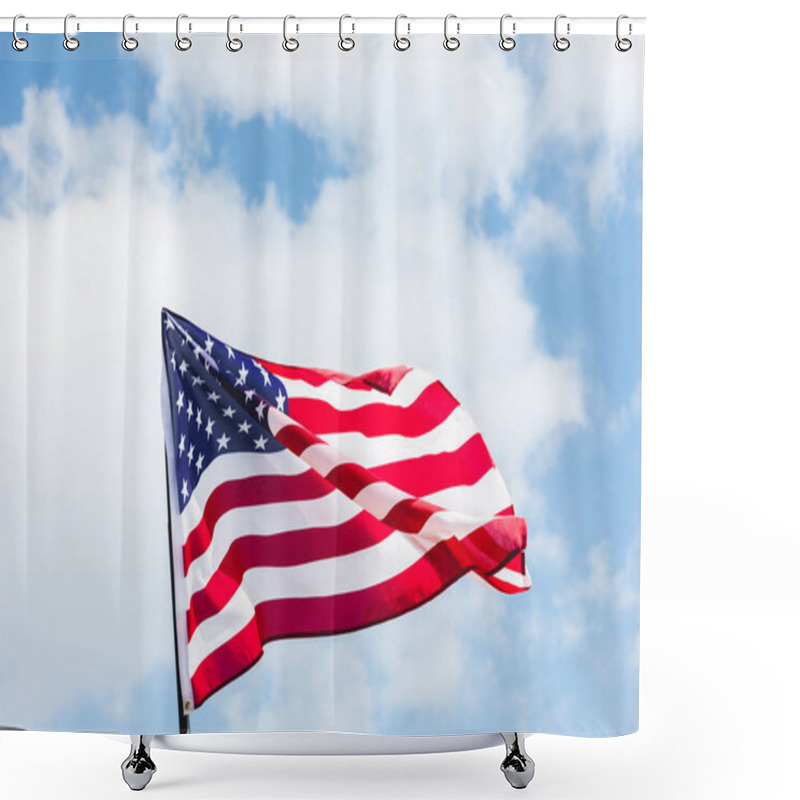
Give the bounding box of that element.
[0,33,642,737]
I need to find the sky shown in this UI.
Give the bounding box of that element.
[0,32,643,737]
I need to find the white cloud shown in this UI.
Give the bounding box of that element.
[509,194,579,255]
[530,36,644,224]
[606,378,642,439]
[551,539,640,651]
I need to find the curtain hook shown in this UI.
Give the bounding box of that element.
[443,14,460,51]
[122,14,138,51]
[283,15,299,52]
[12,14,29,51]
[63,13,80,51]
[553,14,570,51]
[394,14,410,51]
[615,14,632,51]
[338,14,355,51]
[226,15,243,52]
[500,14,516,51]
[175,14,192,51]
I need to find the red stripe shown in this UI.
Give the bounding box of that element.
[277,431,498,521]
[324,462,375,500]
[381,497,440,533]
[271,421,324,457]
[370,433,495,498]
[254,359,413,394]
[287,381,459,438]
[186,510,397,639]
[190,533,525,709]
[183,435,499,577]
[188,509,525,650]
[182,471,333,575]
[191,615,264,711]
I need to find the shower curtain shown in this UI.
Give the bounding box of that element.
[0,27,644,737]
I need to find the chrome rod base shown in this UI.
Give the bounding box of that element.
[121,735,157,791]
[500,732,535,789]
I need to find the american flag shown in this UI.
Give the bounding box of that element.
[161,308,530,711]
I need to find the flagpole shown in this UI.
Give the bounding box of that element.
[164,447,190,734]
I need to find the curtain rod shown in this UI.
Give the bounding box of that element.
[1,16,646,36]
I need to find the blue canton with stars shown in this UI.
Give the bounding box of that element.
[162,308,289,513]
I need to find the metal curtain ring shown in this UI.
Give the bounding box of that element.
[394,14,410,51]
[499,14,515,50]
[553,14,570,51]
[12,14,29,51]
[63,13,79,51]
[338,14,355,51]
[443,14,460,51]
[176,14,192,51]
[227,15,243,52]
[283,15,299,52]
[122,14,138,51]
[615,14,632,51]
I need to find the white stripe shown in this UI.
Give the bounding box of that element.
[180,450,308,535]
[190,533,531,676]
[422,468,512,518]
[419,508,499,540]
[291,441,342,478]
[265,406,291,436]
[269,401,482,476]
[269,400,479,471]
[489,566,532,590]
[277,367,437,412]
[184,489,363,597]
[189,519,470,674]
[182,469,508,605]
[351,480,412,520]
[316,405,477,468]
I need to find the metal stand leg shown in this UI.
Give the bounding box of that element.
[121,735,157,791]
[500,732,535,789]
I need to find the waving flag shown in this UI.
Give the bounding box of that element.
[161,308,530,711]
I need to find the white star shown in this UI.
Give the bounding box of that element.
[178,434,186,456]
[244,388,256,403]
[216,433,231,451]
[253,434,268,450]
[226,345,235,360]
[165,316,175,330]
[238,420,252,435]
[204,335,214,353]
[199,351,217,372]
[195,453,205,473]
[196,409,203,430]
[187,401,193,421]
[170,352,176,371]
[222,406,235,419]
[181,479,189,501]
[255,401,266,420]
[207,390,220,404]
[254,360,272,386]
[235,364,249,387]
[276,390,286,411]
[205,418,214,439]
[191,375,204,387]
[176,392,185,411]
[187,443,195,464]
[178,360,189,376]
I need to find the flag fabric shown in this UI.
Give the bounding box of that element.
[161,308,530,711]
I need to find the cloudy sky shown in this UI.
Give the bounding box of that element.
[0,32,643,737]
